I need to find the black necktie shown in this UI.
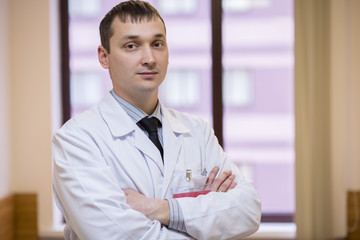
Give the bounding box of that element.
[138,117,164,159]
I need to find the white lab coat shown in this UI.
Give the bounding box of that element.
[52,92,261,240]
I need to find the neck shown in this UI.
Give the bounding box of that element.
[113,88,159,115]
[136,97,158,115]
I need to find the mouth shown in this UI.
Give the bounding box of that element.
[138,71,158,79]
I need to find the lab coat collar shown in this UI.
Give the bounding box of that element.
[99,93,190,136]
[159,101,190,135]
[98,92,136,137]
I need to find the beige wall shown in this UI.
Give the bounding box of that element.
[329,0,360,237]
[9,0,54,232]
[331,0,360,234]
[295,0,360,239]
[330,0,347,237]
[329,0,360,236]
[0,0,11,199]
[345,0,360,190]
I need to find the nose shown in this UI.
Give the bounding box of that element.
[141,46,155,66]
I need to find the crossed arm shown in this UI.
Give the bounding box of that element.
[124,166,237,226]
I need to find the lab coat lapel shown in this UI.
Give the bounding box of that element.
[161,104,189,198]
[134,129,164,173]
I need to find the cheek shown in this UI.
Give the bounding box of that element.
[110,55,126,66]
[110,52,135,65]
[160,55,169,69]
[155,51,169,65]
[109,56,133,74]
[164,52,169,65]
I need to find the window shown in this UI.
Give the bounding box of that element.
[160,70,200,108]
[70,72,103,113]
[223,0,294,221]
[223,69,253,107]
[63,0,294,223]
[222,0,271,13]
[157,0,198,15]
[68,0,101,17]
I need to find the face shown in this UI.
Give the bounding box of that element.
[98,16,169,104]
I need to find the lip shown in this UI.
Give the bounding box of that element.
[138,71,158,78]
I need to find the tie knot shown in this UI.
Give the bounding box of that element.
[138,117,161,133]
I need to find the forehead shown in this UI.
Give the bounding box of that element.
[110,16,166,40]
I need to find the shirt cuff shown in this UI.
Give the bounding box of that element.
[167,198,187,233]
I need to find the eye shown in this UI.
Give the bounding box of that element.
[153,41,164,48]
[124,43,139,50]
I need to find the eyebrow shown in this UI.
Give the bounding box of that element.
[121,33,165,41]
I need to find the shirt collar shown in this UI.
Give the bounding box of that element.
[110,89,162,123]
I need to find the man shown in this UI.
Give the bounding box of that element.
[52,1,261,239]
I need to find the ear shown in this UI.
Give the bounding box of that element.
[98,45,109,69]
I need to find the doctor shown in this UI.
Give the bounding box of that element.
[52,1,261,239]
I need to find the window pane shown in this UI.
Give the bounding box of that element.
[222,0,295,218]
[68,0,118,116]
[157,0,197,15]
[69,0,101,17]
[158,0,212,123]
[70,72,103,109]
[223,69,253,107]
[161,70,200,107]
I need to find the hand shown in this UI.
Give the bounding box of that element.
[123,189,170,226]
[205,166,237,192]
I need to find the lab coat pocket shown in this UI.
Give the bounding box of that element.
[172,173,210,198]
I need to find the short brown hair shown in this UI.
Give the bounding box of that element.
[99,0,165,53]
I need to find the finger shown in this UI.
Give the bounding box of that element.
[205,166,220,185]
[123,190,133,205]
[123,189,131,196]
[211,170,232,192]
[229,181,237,190]
[123,189,135,196]
[218,174,236,192]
